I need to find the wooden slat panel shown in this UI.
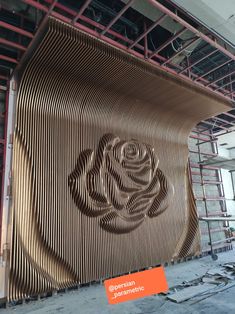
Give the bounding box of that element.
[9,18,231,301]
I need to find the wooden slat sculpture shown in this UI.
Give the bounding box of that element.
[9,18,230,300]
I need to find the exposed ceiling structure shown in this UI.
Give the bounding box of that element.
[171,0,235,49]
[0,0,235,134]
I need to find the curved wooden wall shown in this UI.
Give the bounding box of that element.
[9,18,230,300]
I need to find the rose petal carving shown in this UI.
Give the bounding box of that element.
[100,212,145,234]
[68,134,174,233]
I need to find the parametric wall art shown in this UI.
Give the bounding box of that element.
[9,18,231,300]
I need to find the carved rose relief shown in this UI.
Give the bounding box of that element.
[68,134,174,234]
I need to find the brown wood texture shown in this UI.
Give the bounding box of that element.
[9,18,231,300]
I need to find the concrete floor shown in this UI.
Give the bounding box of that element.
[2,248,235,314]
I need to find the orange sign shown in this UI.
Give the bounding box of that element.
[104,266,168,304]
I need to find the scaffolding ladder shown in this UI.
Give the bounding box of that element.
[189,128,233,259]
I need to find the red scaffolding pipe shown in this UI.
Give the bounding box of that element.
[223,112,235,119]
[179,49,218,74]
[147,0,235,61]
[213,116,235,126]
[0,21,34,38]
[0,55,18,64]
[72,0,92,24]
[201,120,229,131]
[0,38,27,51]
[207,69,235,87]
[225,89,235,97]
[149,28,187,59]
[215,78,235,91]
[22,3,183,71]
[41,0,235,98]
[199,112,235,134]
[0,76,8,81]
[101,0,135,36]
[163,37,200,66]
[195,59,231,82]
[189,134,215,142]
[128,14,167,49]
[4,0,235,102]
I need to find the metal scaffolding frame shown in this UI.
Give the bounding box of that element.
[0,0,235,101]
[189,129,234,258]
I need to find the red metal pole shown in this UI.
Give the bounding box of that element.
[149,28,187,59]
[48,0,58,14]
[215,78,235,91]
[147,0,235,61]
[163,37,200,66]
[201,120,228,131]
[72,0,92,24]
[179,49,218,74]
[0,76,8,81]
[0,21,34,38]
[213,117,235,126]
[223,112,235,119]
[195,59,231,82]
[101,0,135,36]
[4,0,235,102]
[128,14,167,49]
[206,69,235,87]
[0,38,27,51]
[0,55,18,64]
[225,89,235,97]
[54,10,234,101]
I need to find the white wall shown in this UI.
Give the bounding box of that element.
[229,148,235,158]
[218,146,230,159]
[221,169,235,228]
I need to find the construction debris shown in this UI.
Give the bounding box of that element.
[166,262,235,303]
[167,284,216,303]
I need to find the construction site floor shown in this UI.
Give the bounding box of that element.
[2,247,235,314]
